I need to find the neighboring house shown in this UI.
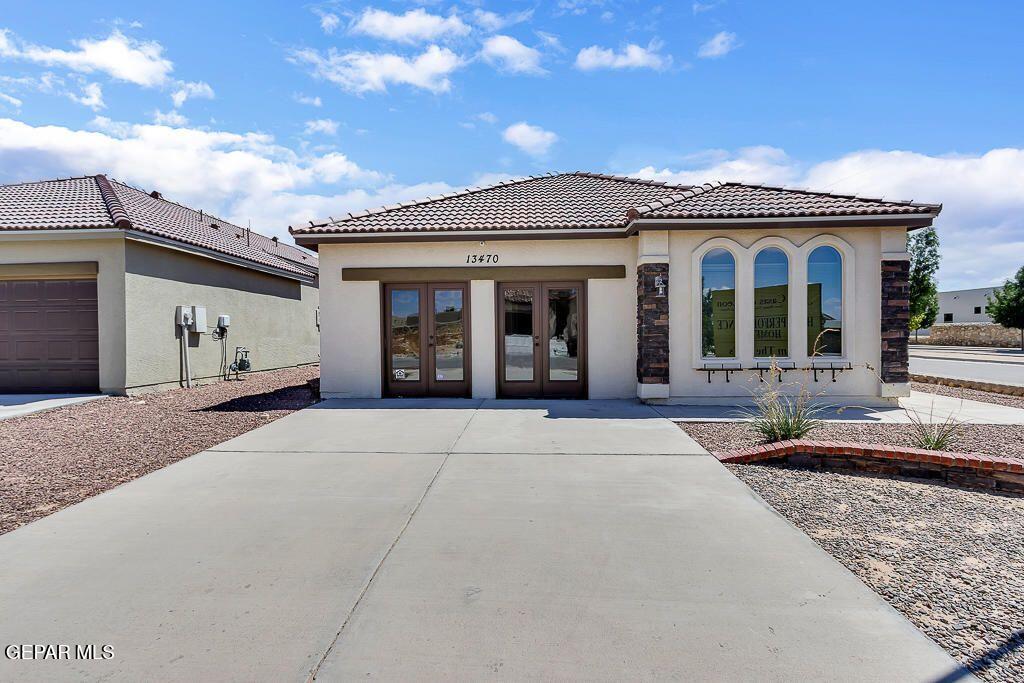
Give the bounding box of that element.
[937,287,998,324]
[291,172,941,403]
[0,175,319,395]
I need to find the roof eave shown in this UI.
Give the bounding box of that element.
[124,230,316,282]
[292,226,629,246]
[626,212,938,233]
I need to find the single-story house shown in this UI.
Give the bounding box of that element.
[291,172,941,403]
[0,175,319,395]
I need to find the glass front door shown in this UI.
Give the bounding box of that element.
[384,283,470,397]
[497,281,585,398]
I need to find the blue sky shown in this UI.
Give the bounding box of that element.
[1,1,1022,288]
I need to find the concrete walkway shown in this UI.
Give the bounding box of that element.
[0,399,965,681]
[0,393,103,420]
[658,390,1024,424]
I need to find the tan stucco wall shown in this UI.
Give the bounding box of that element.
[0,232,127,393]
[668,226,901,402]
[123,240,319,393]
[317,239,638,399]
[317,225,907,402]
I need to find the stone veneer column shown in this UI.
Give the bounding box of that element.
[880,258,911,396]
[637,262,670,399]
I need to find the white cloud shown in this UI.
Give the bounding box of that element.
[304,118,339,136]
[171,80,214,108]
[481,35,544,75]
[0,116,399,241]
[472,8,534,32]
[290,45,463,94]
[0,28,173,86]
[633,146,798,187]
[151,109,187,126]
[294,93,322,107]
[692,1,723,13]
[697,31,740,58]
[317,12,340,34]
[477,111,498,124]
[69,82,105,110]
[0,91,21,108]
[502,121,557,156]
[535,31,564,52]
[633,146,1024,289]
[575,40,671,71]
[350,8,470,44]
[556,0,606,16]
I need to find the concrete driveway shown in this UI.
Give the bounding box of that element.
[0,399,965,681]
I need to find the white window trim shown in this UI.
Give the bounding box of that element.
[749,237,799,364]
[797,234,856,366]
[691,237,745,367]
[689,233,855,370]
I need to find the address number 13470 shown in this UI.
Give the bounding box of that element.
[466,254,499,264]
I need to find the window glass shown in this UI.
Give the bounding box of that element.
[807,246,843,357]
[547,287,579,381]
[390,289,420,381]
[701,248,736,358]
[754,247,789,357]
[433,289,464,381]
[503,288,534,381]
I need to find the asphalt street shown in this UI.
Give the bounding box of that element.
[910,345,1024,386]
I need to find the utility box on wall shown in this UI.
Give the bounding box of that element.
[190,306,207,333]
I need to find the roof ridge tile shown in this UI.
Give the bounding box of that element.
[94,174,133,229]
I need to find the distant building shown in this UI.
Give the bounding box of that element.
[937,287,999,324]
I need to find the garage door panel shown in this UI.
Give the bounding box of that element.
[12,280,40,301]
[43,280,73,301]
[13,309,43,332]
[0,277,98,392]
[46,340,74,361]
[79,339,99,361]
[72,279,98,301]
[45,307,73,330]
[78,307,99,330]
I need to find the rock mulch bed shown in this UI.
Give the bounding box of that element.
[912,381,1024,411]
[684,420,1024,461]
[727,463,1024,682]
[0,366,320,535]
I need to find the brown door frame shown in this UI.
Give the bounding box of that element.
[496,280,587,399]
[381,282,471,398]
[495,282,543,398]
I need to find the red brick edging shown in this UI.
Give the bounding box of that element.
[714,440,1024,493]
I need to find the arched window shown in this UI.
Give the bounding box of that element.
[754,247,789,357]
[700,248,736,358]
[807,245,843,357]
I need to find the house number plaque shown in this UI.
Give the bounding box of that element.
[465,254,499,264]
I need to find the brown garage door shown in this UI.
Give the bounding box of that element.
[0,278,99,393]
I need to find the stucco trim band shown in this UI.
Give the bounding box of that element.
[0,261,98,280]
[342,265,626,282]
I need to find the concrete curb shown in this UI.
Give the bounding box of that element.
[910,373,1024,397]
[715,439,1024,494]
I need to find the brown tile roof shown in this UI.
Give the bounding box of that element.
[291,172,941,238]
[292,172,690,235]
[0,175,317,278]
[632,181,942,219]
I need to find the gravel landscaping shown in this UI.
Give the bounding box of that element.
[684,420,1024,461]
[0,366,319,535]
[726,463,1024,682]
